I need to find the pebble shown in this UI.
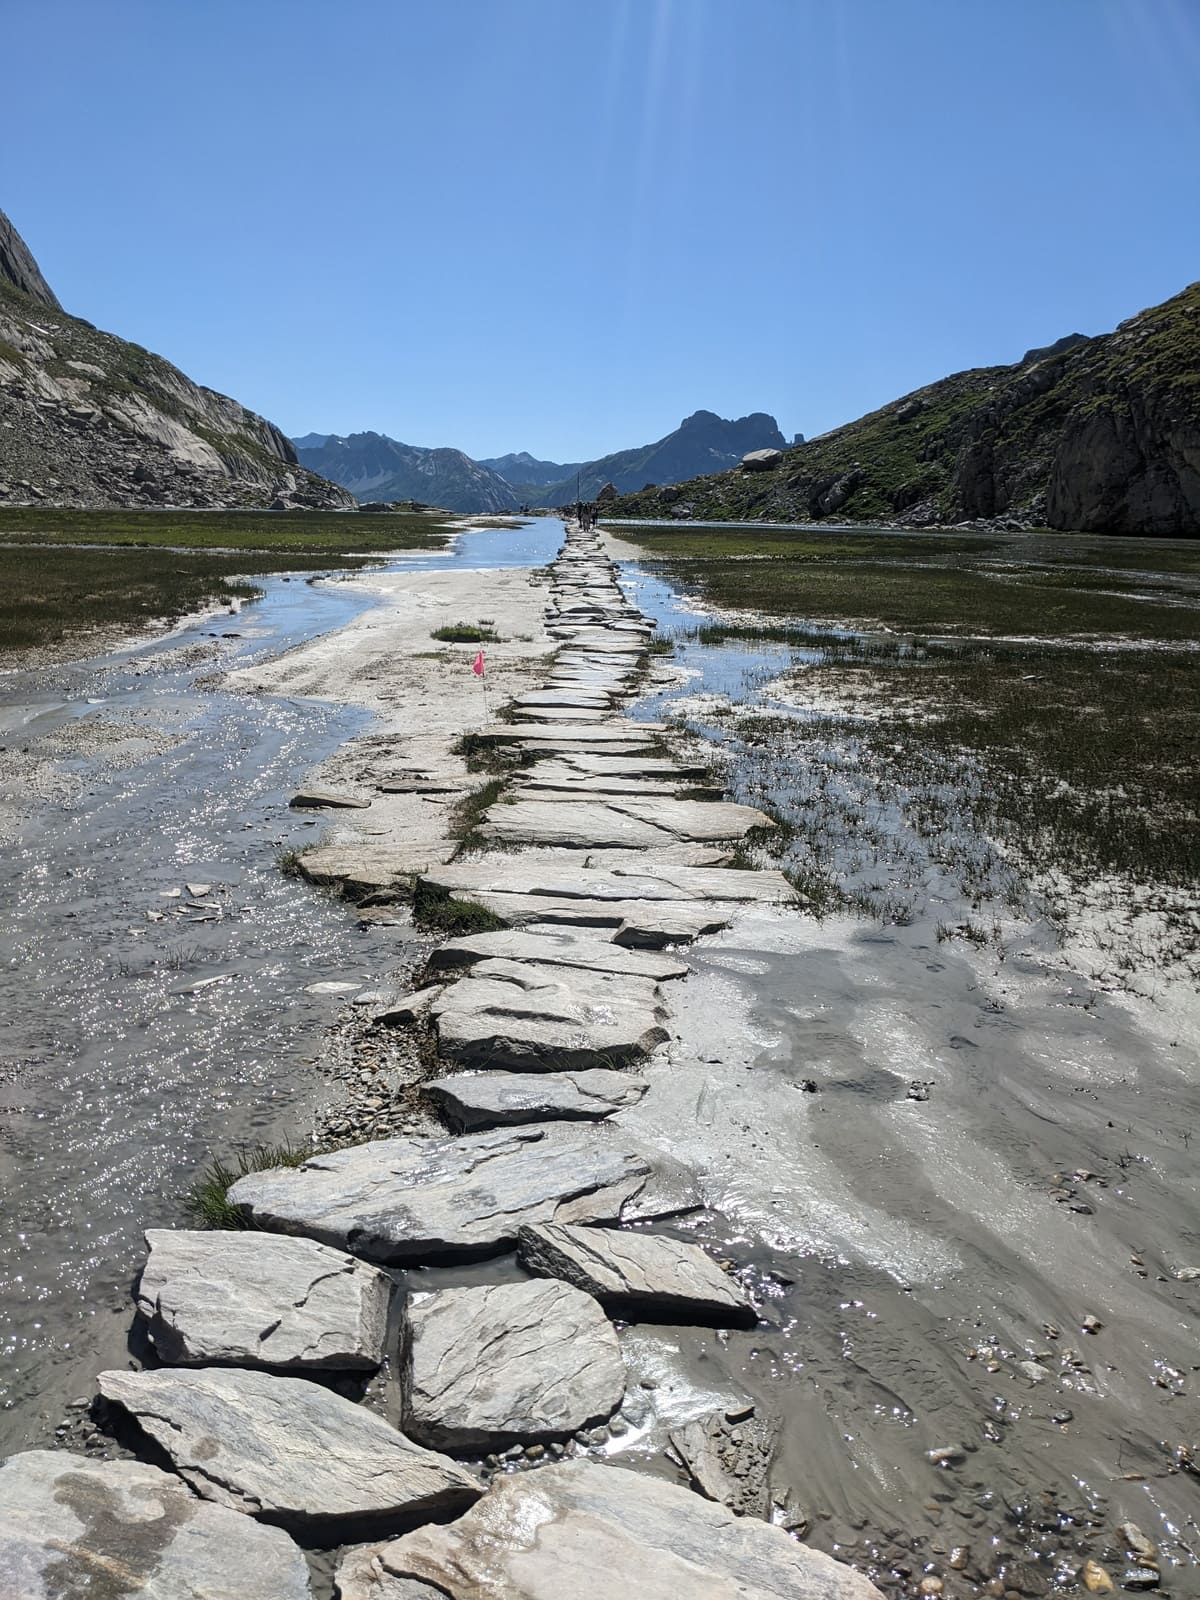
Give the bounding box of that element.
[949,1546,970,1571]
[919,1578,943,1595]
[927,1447,964,1467]
[1120,1568,1160,1591]
[1083,1559,1115,1593]
[1082,1314,1103,1334]
[1118,1523,1157,1565]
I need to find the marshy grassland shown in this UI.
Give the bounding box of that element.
[0,505,455,658]
[618,522,1200,979]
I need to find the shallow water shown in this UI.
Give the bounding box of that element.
[612,552,1200,1596]
[0,518,563,1450]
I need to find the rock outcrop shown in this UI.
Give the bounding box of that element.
[293,432,522,513]
[0,206,353,509]
[607,281,1200,535]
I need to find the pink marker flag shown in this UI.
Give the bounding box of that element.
[472,649,485,677]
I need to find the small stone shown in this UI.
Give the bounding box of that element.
[1120,1567,1160,1590]
[1118,1523,1157,1564]
[950,1546,970,1571]
[1082,1314,1103,1333]
[1174,1266,1200,1281]
[927,1447,964,1466]
[1017,1360,1051,1383]
[919,1579,944,1596]
[1083,1559,1115,1593]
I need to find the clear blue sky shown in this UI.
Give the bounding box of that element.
[4,0,1198,462]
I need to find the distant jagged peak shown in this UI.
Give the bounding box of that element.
[0,205,62,311]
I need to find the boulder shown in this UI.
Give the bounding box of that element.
[518,1223,755,1325]
[427,1067,648,1129]
[741,448,784,471]
[136,1229,391,1370]
[0,1449,311,1600]
[404,1280,625,1449]
[350,1458,888,1599]
[96,1367,480,1540]
[227,1124,695,1263]
[336,1543,444,1600]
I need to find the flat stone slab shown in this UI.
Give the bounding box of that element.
[517,776,691,798]
[428,1067,648,1128]
[404,1280,625,1449]
[422,859,794,906]
[475,722,663,745]
[336,1544,445,1600]
[515,690,613,709]
[518,1222,756,1326]
[137,1229,391,1370]
[512,706,609,723]
[480,799,678,849]
[289,788,370,809]
[453,892,743,947]
[96,1367,480,1539]
[425,927,688,981]
[299,845,434,897]
[429,959,667,1068]
[481,798,770,848]
[557,753,714,778]
[0,1449,311,1600]
[353,1459,888,1600]
[227,1125,694,1263]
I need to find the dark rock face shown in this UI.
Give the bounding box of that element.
[0,206,61,308]
[607,282,1200,536]
[533,409,788,505]
[0,211,352,510]
[294,432,521,514]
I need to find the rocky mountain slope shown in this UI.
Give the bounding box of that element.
[606,285,1200,536]
[293,432,521,514]
[532,410,787,506]
[0,207,352,510]
[478,450,581,492]
[296,412,787,514]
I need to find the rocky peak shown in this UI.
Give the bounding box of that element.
[0,206,61,310]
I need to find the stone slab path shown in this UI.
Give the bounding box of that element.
[20,521,886,1600]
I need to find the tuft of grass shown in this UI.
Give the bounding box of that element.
[449,777,507,851]
[412,882,507,934]
[184,1139,316,1229]
[276,848,305,877]
[431,622,499,644]
[453,732,528,775]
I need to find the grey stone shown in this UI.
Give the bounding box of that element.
[424,926,689,981]
[518,1222,755,1325]
[289,788,371,809]
[137,1229,391,1370]
[428,1068,648,1128]
[429,959,668,1068]
[95,1367,479,1538]
[359,1458,887,1599]
[336,1543,445,1600]
[422,858,794,906]
[670,1407,780,1518]
[741,448,785,471]
[227,1125,692,1263]
[0,1449,311,1600]
[403,1280,625,1449]
[455,891,744,946]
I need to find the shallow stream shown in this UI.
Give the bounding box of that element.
[0,518,564,1450]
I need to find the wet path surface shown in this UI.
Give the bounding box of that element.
[0,520,563,1450]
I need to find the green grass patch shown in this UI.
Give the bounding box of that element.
[411,882,507,934]
[184,1140,316,1229]
[0,504,454,555]
[431,622,499,644]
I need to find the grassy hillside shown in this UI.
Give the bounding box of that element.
[607,282,1200,535]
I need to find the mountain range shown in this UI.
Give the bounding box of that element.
[0,208,350,510]
[606,283,1200,536]
[291,410,787,514]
